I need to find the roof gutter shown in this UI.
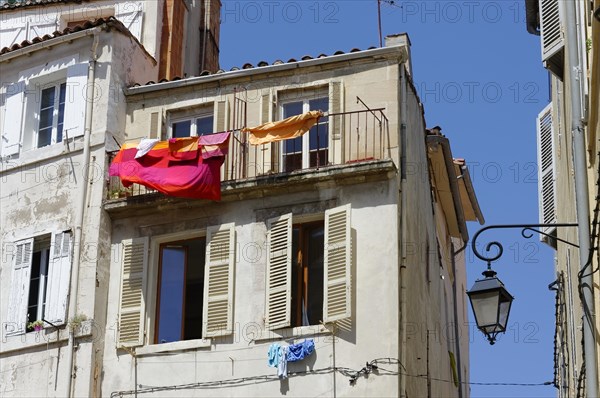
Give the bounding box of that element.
[427,135,469,242]
[458,164,485,224]
[125,45,408,96]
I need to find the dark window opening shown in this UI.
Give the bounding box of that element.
[26,236,50,332]
[291,222,324,327]
[155,237,206,343]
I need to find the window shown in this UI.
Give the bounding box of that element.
[37,83,67,148]
[265,205,351,330]
[170,114,215,138]
[281,97,329,172]
[117,223,236,348]
[5,232,72,336]
[155,238,206,343]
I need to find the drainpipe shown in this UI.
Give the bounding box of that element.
[452,242,467,398]
[398,63,408,398]
[65,32,99,398]
[563,1,598,395]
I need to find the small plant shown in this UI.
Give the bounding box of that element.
[68,314,88,331]
[587,38,592,53]
[28,320,44,332]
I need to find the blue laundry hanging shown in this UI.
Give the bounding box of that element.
[268,343,280,367]
[286,339,315,362]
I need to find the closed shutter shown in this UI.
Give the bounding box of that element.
[260,93,274,174]
[118,237,148,347]
[537,103,556,237]
[63,63,88,139]
[539,0,564,76]
[323,204,352,323]
[116,2,144,40]
[215,100,228,133]
[44,232,72,325]
[329,81,344,164]
[265,213,292,329]
[202,223,236,338]
[149,112,161,139]
[1,81,25,157]
[5,238,34,335]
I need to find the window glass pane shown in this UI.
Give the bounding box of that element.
[172,120,192,138]
[40,87,55,109]
[283,101,303,118]
[157,247,186,343]
[56,83,66,143]
[183,238,206,340]
[306,225,324,326]
[309,97,328,113]
[196,116,214,136]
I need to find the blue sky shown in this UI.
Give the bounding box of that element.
[220,1,557,396]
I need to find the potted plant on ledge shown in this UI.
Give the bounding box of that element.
[28,320,44,332]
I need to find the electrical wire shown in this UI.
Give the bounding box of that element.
[109,357,554,397]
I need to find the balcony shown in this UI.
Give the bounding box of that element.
[105,108,391,202]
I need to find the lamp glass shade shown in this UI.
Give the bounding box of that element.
[467,273,514,344]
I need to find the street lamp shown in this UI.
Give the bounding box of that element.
[467,267,514,345]
[467,223,578,345]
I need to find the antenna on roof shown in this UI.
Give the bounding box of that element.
[377,0,383,47]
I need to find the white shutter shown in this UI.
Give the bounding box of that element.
[5,238,34,335]
[329,81,344,164]
[539,0,564,76]
[1,81,25,157]
[43,232,72,325]
[537,103,557,237]
[265,213,292,329]
[202,223,236,338]
[116,2,144,40]
[323,204,352,323]
[118,238,148,347]
[63,63,88,139]
[259,93,274,174]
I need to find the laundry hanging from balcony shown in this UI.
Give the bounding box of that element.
[242,110,323,145]
[109,133,230,200]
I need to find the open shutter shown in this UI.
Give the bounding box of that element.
[5,238,34,335]
[260,93,275,174]
[539,0,564,77]
[265,213,292,329]
[537,103,557,239]
[63,63,88,139]
[1,81,25,157]
[329,81,344,164]
[116,2,144,40]
[118,237,148,347]
[323,204,351,323]
[44,232,72,325]
[202,223,236,338]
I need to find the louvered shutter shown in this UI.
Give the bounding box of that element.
[323,204,352,323]
[260,93,274,174]
[329,81,344,164]
[5,238,34,335]
[118,238,148,347]
[539,0,564,75]
[63,63,88,139]
[202,223,236,338]
[1,81,25,157]
[537,103,556,236]
[116,2,144,40]
[215,100,228,133]
[265,213,292,329]
[44,232,72,325]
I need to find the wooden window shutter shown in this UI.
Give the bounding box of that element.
[118,237,148,347]
[44,231,73,325]
[260,93,275,174]
[63,63,88,139]
[323,204,352,323]
[265,213,292,329]
[539,0,564,77]
[329,81,344,164]
[1,81,25,157]
[202,223,236,338]
[149,112,161,139]
[537,103,557,238]
[215,100,228,133]
[5,238,34,335]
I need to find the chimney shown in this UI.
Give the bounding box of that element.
[385,33,412,76]
[159,0,187,80]
[200,0,221,73]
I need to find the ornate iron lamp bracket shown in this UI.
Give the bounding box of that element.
[471,223,579,268]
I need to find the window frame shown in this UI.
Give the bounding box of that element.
[278,92,329,172]
[36,81,67,149]
[168,106,215,139]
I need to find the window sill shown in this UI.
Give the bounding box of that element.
[253,324,331,343]
[136,338,212,356]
